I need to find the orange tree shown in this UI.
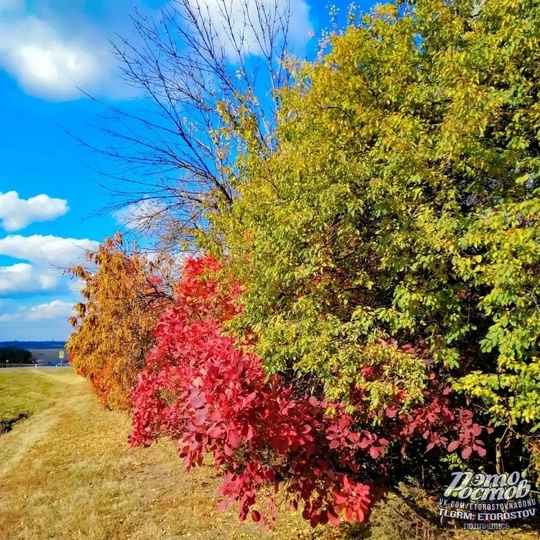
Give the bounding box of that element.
[66,233,174,409]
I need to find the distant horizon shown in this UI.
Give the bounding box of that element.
[0,340,66,342]
[0,340,67,347]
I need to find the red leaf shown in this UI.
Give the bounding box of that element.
[207,425,223,438]
[327,507,341,526]
[447,440,460,452]
[229,430,242,449]
[194,408,206,426]
[461,446,473,460]
[354,508,366,522]
[251,510,261,522]
[189,391,205,409]
[217,499,231,511]
[242,424,255,441]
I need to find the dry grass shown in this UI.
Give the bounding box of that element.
[0,368,69,427]
[0,369,318,540]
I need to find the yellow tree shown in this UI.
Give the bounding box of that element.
[66,232,174,409]
[209,0,540,481]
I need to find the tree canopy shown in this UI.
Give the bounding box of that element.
[67,0,540,531]
[210,0,540,475]
[66,233,174,409]
[0,347,34,364]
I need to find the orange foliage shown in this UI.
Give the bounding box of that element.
[66,232,174,409]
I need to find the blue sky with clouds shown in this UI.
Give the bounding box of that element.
[0,0,373,341]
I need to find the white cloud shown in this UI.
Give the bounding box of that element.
[0,300,73,322]
[27,300,74,321]
[187,0,311,58]
[0,263,58,294]
[0,235,98,295]
[0,234,98,267]
[0,15,116,100]
[0,191,69,232]
[0,1,311,100]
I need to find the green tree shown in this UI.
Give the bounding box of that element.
[209,0,540,475]
[0,347,34,364]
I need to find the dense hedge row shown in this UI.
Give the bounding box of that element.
[68,0,540,531]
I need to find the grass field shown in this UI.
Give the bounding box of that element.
[0,369,320,540]
[1,369,538,540]
[0,368,67,431]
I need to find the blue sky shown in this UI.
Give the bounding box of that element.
[0,0,373,341]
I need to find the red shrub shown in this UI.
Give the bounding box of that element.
[130,256,490,526]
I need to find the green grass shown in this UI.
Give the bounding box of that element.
[0,368,72,427]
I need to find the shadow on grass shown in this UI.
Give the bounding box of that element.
[0,412,30,435]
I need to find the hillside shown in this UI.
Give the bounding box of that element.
[0,342,68,366]
[27,349,67,365]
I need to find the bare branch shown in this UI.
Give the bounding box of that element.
[73,0,300,252]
